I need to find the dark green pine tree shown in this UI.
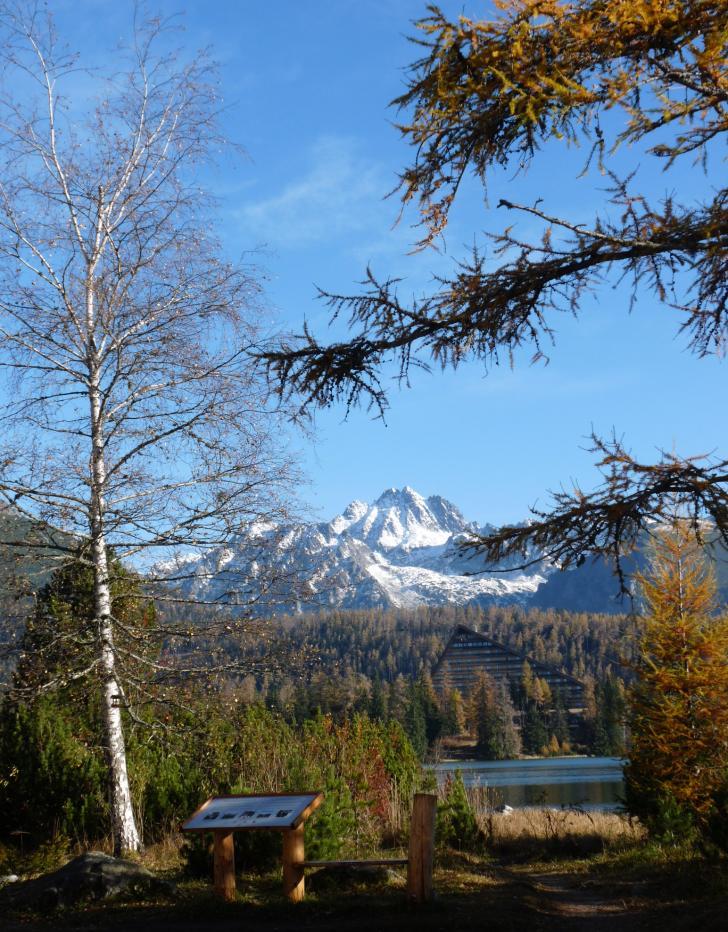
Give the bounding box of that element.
[442,687,465,736]
[419,673,444,746]
[1,550,153,844]
[494,680,522,759]
[473,673,521,760]
[369,676,388,722]
[593,675,626,756]
[14,546,155,704]
[403,680,428,758]
[550,689,570,745]
[521,705,549,755]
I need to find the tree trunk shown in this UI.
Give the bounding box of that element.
[87,275,142,855]
[94,532,142,855]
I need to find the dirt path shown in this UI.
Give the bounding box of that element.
[493,864,649,929]
[490,862,728,932]
[3,862,727,932]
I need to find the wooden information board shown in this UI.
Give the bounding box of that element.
[182,791,436,905]
[182,792,323,902]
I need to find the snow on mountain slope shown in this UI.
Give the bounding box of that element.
[158,487,552,613]
[366,560,546,609]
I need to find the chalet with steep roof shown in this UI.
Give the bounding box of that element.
[432,624,586,711]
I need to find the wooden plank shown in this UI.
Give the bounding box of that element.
[213,829,236,902]
[299,859,408,868]
[406,793,437,904]
[182,795,216,831]
[282,824,305,902]
[292,792,324,828]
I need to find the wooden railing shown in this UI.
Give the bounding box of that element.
[284,793,437,904]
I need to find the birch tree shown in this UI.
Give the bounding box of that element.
[0,4,293,853]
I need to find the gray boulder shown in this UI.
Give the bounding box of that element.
[0,851,174,911]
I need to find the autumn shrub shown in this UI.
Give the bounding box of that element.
[625,524,728,845]
[168,706,421,871]
[280,713,420,859]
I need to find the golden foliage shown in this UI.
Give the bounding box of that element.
[398,0,728,239]
[626,522,728,822]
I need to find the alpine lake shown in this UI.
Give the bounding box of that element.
[430,756,625,810]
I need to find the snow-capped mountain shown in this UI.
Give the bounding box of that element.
[159,486,554,613]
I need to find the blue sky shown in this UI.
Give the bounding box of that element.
[56,0,725,527]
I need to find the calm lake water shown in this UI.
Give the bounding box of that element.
[430,756,625,810]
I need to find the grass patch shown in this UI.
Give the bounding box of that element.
[480,805,645,862]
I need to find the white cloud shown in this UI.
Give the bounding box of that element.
[238,136,389,248]
[457,364,635,400]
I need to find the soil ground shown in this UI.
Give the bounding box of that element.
[3,853,727,932]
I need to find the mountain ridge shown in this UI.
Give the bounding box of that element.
[158,486,561,613]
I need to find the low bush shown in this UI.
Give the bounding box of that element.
[0,698,107,846]
[436,773,484,852]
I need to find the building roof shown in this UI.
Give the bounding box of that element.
[432,624,585,706]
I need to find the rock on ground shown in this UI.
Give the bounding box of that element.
[0,851,174,911]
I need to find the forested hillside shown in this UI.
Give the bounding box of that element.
[0,546,640,761]
[183,603,636,758]
[0,510,72,681]
[273,603,638,685]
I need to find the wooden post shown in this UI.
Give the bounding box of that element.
[213,830,236,901]
[282,824,305,902]
[407,792,436,904]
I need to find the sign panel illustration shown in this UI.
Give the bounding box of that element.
[182,793,322,832]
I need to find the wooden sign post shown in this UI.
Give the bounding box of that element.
[406,793,437,904]
[182,792,323,903]
[282,823,306,902]
[212,829,236,901]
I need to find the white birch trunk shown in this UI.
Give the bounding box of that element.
[93,529,142,855]
[87,276,142,855]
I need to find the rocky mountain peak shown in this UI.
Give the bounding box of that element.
[331,486,468,553]
[374,485,423,506]
[158,486,551,614]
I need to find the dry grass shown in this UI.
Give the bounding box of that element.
[137,833,187,873]
[461,785,645,860]
[490,807,643,848]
